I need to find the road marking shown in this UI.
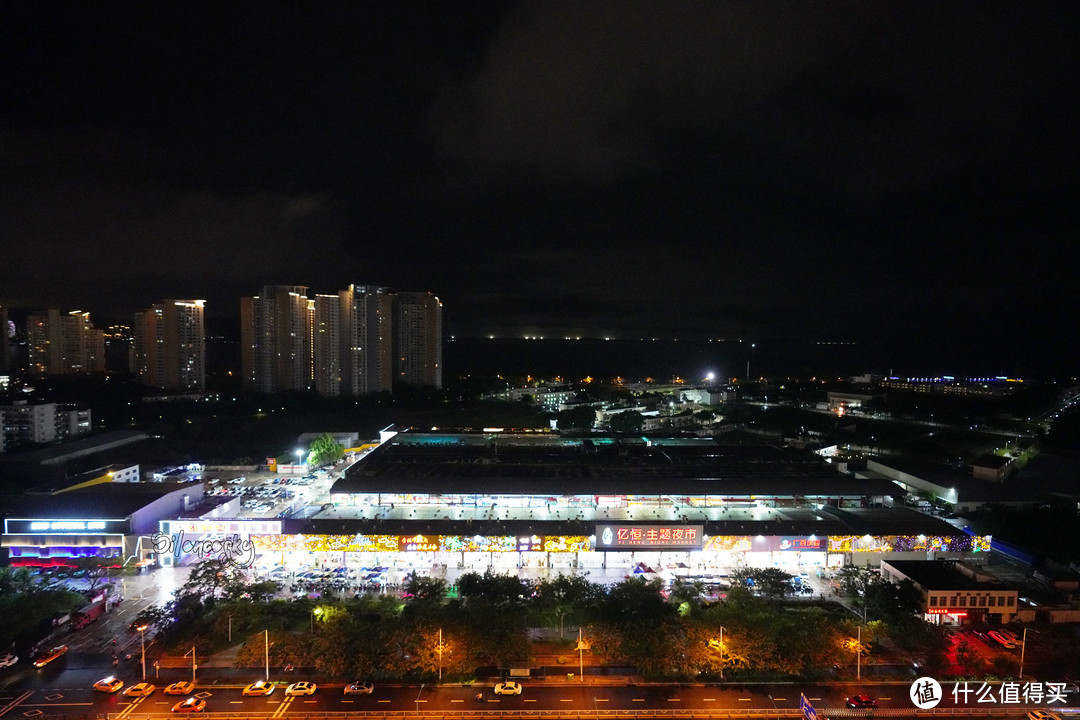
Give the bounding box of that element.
[880,697,891,700]
[704,698,716,701]
[774,698,787,701]
[451,700,463,703]
[524,699,537,703]
[667,698,681,702]
[229,701,243,704]
[739,698,752,702]
[809,698,821,701]
[560,699,573,702]
[632,698,645,702]
[595,699,609,702]
[377,700,391,703]
[342,700,355,703]
[0,691,33,718]
[303,700,317,703]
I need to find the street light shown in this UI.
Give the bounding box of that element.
[1020,627,1038,679]
[264,629,270,681]
[295,448,304,475]
[138,624,148,681]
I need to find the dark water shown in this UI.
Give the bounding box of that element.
[444,337,1072,381]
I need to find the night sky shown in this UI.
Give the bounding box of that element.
[4,3,1079,366]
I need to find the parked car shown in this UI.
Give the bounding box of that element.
[164,681,195,695]
[344,681,374,695]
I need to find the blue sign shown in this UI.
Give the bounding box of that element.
[800,693,818,720]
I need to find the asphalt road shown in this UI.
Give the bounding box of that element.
[3,656,1079,720]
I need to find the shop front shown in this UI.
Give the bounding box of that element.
[2,518,129,567]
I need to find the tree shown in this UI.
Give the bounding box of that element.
[69,556,115,593]
[609,410,645,433]
[557,405,597,430]
[307,433,345,467]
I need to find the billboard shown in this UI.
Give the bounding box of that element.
[594,524,704,550]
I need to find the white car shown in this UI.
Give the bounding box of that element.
[285,682,317,696]
[494,681,523,696]
[344,681,374,695]
[0,654,17,668]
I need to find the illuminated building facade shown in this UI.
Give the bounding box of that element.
[27,309,105,376]
[241,286,313,393]
[313,294,342,396]
[340,284,393,395]
[132,300,206,391]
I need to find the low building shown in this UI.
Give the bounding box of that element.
[881,559,1019,626]
[971,454,1013,482]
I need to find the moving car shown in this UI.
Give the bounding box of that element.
[171,697,206,713]
[0,654,17,668]
[242,680,275,696]
[285,682,317,696]
[124,682,156,697]
[1026,713,1060,720]
[164,681,195,695]
[846,695,879,708]
[93,677,124,693]
[32,645,68,668]
[344,681,374,695]
[494,681,523,696]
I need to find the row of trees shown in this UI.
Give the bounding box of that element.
[0,566,89,652]
[139,560,948,681]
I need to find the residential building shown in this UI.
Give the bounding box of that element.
[0,401,92,447]
[392,291,442,389]
[27,310,105,376]
[340,285,393,395]
[132,300,206,391]
[0,305,9,373]
[240,286,313,393]
[312,294,342,396]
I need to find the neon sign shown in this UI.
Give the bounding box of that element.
[595,525,704,550]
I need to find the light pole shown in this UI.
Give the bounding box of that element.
[295,449,304,475]
[138,625,147,681]
[438,627,443,682]
[856,626,862,681]
[264,629,270,681]
[719,626,725,681]
[228,614,232,643]
[1020,627,1038,678]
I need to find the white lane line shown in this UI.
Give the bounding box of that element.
[451,699,464,703]
[667,698,681,702]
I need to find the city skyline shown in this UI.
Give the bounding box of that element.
[3,5,1080,370]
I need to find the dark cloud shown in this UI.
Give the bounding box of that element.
[2,3,1079,368]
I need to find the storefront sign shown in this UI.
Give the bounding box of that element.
[778,536,825,551]
[928,609,968,616]
[5,518,128,535]
[594,525,704,550]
